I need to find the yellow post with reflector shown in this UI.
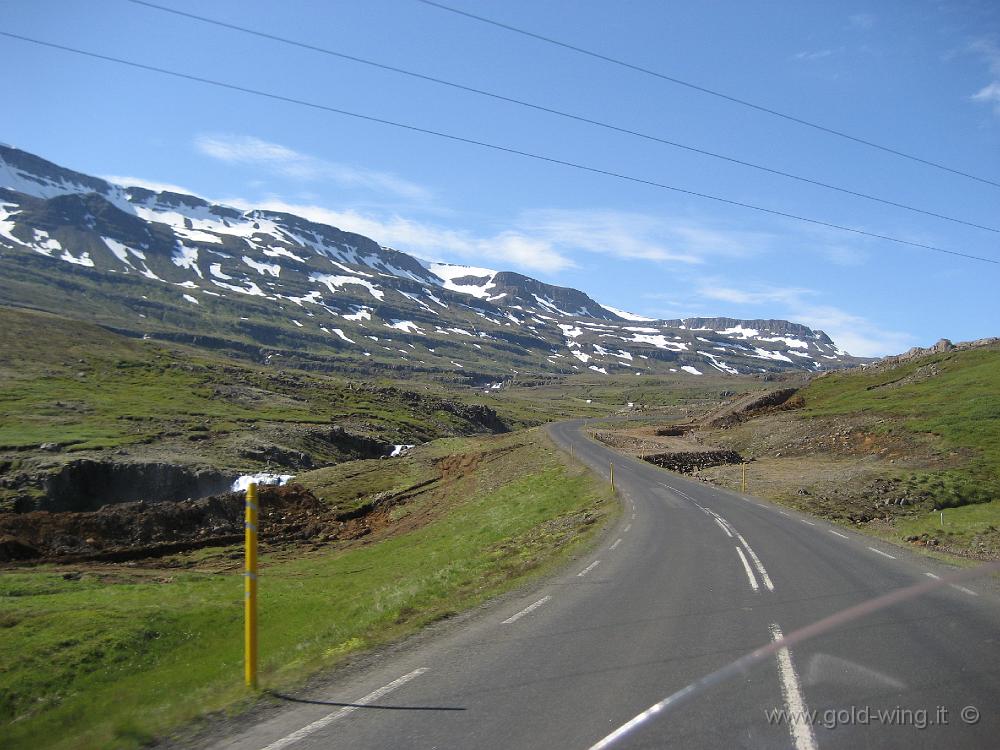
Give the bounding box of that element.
[741,463,747,494]
[610,461,615,492]
[245,482,259,690]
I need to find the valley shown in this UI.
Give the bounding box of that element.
[1,142,996,750]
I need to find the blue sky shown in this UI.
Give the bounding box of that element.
[2,0,999,356]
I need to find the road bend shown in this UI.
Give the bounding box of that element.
[208,419,999,750]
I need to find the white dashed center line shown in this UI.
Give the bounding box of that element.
[609,538,622,550]
[800,519,816,526]
[623,523,632,533]
[867,546,896,559]
[829,530,849,539]
[577,560,601,577]
[502,595,552,624]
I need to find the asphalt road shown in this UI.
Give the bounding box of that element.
[207,419,999,750]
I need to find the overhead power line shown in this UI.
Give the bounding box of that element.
[416,0,1000,191]
[125,0,998,235]
[1,31,996,266]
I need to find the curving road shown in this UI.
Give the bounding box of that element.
[208,419,999,750]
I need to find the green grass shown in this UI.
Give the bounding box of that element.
[800,345,1000,510]
[0,429,614,750]
[896,500,1000,557]
[297,454,437,514]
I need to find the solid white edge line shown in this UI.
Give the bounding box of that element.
[829,530,849,539]
[770,624,819,750]
[734,531,775,591]
[924,572,941,579]
[610,538,622,550]
[502,595,552,624]
[714,518,734,538]
[260,668,428,750]
[778,510,790,516]
[577,560,601,577]
[735,547,759,591]
[867,546,896,559]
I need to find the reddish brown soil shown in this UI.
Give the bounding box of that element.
[0,484,399,565]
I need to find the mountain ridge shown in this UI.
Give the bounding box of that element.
[0,143,862,381]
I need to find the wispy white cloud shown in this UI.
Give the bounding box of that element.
[215,200,781,275]
[696,281,816,307]
[691,278,913,356]
[515,209,771,264]
[195,134,432,201]
[103,174,199,196]
[969,38,1000,117]
[793,49,834,61]
[972,81,1000,114]
[793,304,914,358]
[219,199,575,273]
[820,244,867,266]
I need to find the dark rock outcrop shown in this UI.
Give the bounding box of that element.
[642,450,743,473]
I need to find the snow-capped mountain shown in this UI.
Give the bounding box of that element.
[0,144,860,381]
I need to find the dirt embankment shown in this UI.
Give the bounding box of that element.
[0,478,439,565]
[1,485,327,563]
[0,444,511,566]
[591,385,803,461]
[706,388,801,428]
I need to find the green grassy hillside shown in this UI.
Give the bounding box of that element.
[801,344,1000,509]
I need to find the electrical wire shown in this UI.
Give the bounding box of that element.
[416,0,1000,190]
[0,30,995,266]
[125,0,999,234]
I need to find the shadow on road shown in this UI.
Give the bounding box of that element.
[265,690,466,711]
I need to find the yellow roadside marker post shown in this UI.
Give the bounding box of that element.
[245,482,259,690]
[741,463,747,493]
[610,461,615,492]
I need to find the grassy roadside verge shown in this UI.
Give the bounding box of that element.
[0,428,615,750]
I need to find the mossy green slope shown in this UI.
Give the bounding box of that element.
[800,344,1000,509]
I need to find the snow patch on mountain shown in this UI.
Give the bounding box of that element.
[387,320,424,334]
[172,244,202,278]
[243,256,281,277]
[600,304,654,322]
[311,273,385,301]
[426,261,498,299]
